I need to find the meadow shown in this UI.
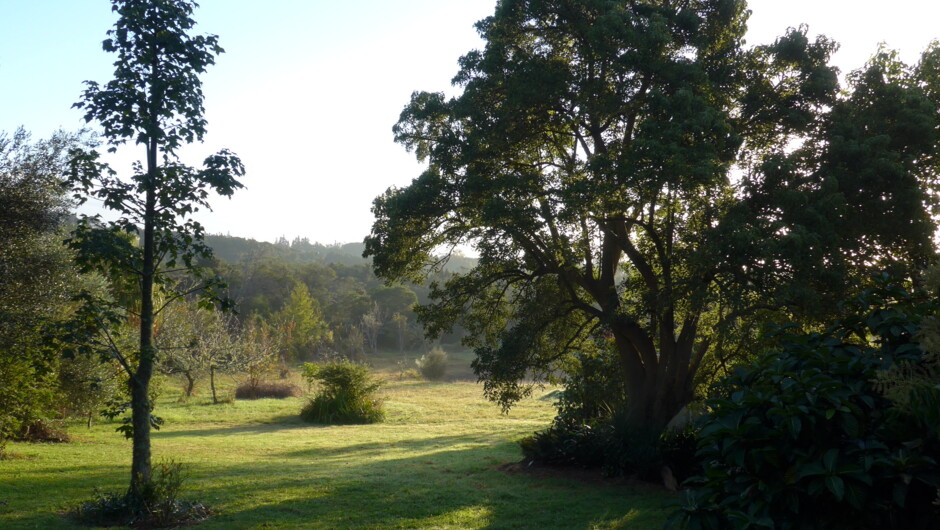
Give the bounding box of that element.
[0,355,673,529]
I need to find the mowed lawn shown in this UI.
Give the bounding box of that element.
[0,370,673,529]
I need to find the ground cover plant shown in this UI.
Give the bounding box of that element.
[0,375,673,528]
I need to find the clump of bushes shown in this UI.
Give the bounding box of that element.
[300,361,385,424]
[234,380,301,400]
[672,278,940,529]
[416,347,448,381]
[70,460,210,528]
[519,350,697,479]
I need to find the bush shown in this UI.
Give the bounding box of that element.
[416,347,448,381]
[520,411,692,480]
[234,380,301,400]
[300,361,384,424]
[15,418,71,443]
[519,350,656,477]
[672,279,940,529]
[70,460,210,528]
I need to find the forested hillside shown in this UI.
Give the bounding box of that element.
[203,233,471,357]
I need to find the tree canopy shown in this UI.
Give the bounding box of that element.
[366,0,940,429]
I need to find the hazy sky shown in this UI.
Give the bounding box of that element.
[2,0,939,244]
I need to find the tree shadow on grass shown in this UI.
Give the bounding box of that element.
[186,433,673,529]
[152,415,319,438]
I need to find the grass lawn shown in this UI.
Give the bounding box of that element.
[0,369,673,529]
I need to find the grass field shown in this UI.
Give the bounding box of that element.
[0,361,673,529]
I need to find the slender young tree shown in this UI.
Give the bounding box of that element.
[65,0,243,502]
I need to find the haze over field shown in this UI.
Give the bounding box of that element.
[2,0,939,244]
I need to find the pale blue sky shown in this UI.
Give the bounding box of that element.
[2,1,939,244]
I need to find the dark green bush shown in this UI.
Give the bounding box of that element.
[672,279,940,529]
[416,347,448,381]
[300,361,385,424]
[70,460,210,528]
[519,351,687,478]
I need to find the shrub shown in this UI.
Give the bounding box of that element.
[416,347,448,381]
[234,380,301,400]
[70,459,210,528]
[672,278,940,529]
[15,418,71,443]
[520,350,654,477]
[300,361,384,424]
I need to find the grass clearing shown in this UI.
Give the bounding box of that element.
[1,374,672,529]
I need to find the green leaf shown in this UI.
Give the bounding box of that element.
[825,475,845,500]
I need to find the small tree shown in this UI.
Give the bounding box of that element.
[272,283,330,363]
[360,303,384,354]
[64,0,243,504]
[155,299,233,400]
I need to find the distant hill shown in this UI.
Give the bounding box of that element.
[205,234,477,271]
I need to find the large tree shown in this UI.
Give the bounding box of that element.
[64,0,243,502]
[366,0,940,430]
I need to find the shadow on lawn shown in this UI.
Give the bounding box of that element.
[152,415,317,438]
[188,433,672,529]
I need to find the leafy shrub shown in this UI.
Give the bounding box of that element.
[234,380,301,400]
[416,347,448,381]
[658,425,701,484]
[300,361,384,424]
[520,411,693,480]
[70,460,210,528]
[672,279,940,529]
[520,351,659,477]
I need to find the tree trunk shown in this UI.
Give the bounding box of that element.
[210,365,218,404]
[612,327,691,432]
[129,135,158,503]
[183,373,196,399]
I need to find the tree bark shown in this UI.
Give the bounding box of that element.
[210,365,218,404]
[184,373,196,399]
[129,129,158,502]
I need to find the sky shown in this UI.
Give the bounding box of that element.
[2,0,939,245]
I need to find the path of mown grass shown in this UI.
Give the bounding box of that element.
[0,377,672,529]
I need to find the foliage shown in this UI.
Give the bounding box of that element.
[271,283,330,363]
[300,361,385,424]
[672,277,940,529]
[234,381,301,400]
[63,0,243,502]
[365,0,940,435]
[154,299,257,402]
[416,346,448,381]
[57,353,125,427]
[70,460,210,528]
[518,349,702,479]
[0,129,82,452]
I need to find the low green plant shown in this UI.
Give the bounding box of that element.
[300,361,385,424]
[416,347,448,381]
[70,459,210,528]
[672,277,940,529]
